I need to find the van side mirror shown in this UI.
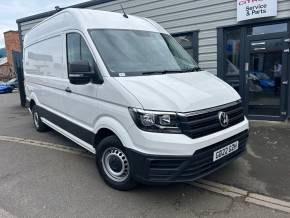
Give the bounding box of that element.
[68,61,94,85]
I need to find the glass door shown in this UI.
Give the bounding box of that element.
[245,36,288,118]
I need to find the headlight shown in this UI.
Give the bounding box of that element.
[129,108,181,133]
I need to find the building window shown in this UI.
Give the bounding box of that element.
[224,28,241,92]
[248,23,288,35]
[225,29,241,76]
[172,31,199,62]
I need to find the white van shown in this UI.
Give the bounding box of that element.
[24,9,249,190]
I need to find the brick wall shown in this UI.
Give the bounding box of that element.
[0,63,11,81]
[4,31,21,75]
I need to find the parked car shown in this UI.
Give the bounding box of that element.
[24,9,249,190]
[6,78,18,89]
[250,72,275,89]
[0,84,13,94]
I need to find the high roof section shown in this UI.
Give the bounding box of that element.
[71,8,166,32]
[16,0,118,48]
[16,0,116,24]
[23,8,167,47]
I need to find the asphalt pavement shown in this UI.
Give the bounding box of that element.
[206,120,290,201]
[0,92,290,217]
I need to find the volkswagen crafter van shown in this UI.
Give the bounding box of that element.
[24,9,249,190]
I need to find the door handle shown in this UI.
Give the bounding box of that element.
[282,81,288,85]
[254,47,266,51]
[251,42,266,46]
[245,62,249,72]
[65,87,72,93]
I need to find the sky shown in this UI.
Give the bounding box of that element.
[0,0,86,48]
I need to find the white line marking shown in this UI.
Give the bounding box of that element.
[1,136,290,213]
[245,197,290,213]
[0,136,93,158]
[191,180,290,214]
[198,179,248,196]
[192,182,243,198]
[248,193,290,208]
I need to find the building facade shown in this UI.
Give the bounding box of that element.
[0,31,21,80]
[0,57,10,80]
[4,31,21,67]
[17,0,290,120]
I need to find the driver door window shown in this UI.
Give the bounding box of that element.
[66,33,95,72]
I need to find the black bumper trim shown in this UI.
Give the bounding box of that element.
[36,105,95,145]
[127,130,248,184]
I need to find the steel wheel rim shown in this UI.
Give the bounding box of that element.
[33,111,40,128]
[101,147,129,182]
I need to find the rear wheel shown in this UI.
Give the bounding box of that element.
[32,105,48,132]
[96,135,137,190]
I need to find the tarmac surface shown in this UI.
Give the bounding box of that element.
[0,92,289,217]
[206,120,290,201]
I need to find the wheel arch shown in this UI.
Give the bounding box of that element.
[94,128,116,147]
[29,99,36,110]
[27,93,40,110]
[93,117,135,151]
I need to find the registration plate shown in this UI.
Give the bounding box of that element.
[213,141,239,162]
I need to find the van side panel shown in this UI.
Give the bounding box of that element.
[24,34,68,115]
[24,13,67,47]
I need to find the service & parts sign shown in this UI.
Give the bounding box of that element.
[237,0,277,22]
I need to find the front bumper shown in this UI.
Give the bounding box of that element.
[127,130,248,184]
[128,118,249,156]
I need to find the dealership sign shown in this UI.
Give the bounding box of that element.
[237,0,277,22]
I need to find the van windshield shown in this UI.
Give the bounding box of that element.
[89,29,199,77]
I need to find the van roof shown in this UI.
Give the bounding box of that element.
[24,8,167,47]
[16,0,116,24]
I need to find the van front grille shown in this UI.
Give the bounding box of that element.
[178,101,244,139]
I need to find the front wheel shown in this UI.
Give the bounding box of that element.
[96,135,137,191]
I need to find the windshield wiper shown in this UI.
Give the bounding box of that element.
[180,67,201,72]
[142,70,184,75]
[120,67,201,76]
[142,68,201,75]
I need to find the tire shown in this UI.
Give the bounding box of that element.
[96,135,137,191]
[32,105,49,132]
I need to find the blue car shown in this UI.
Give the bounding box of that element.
[0,84,13,94]
[250,72,275,89]
[5,78,18,89]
